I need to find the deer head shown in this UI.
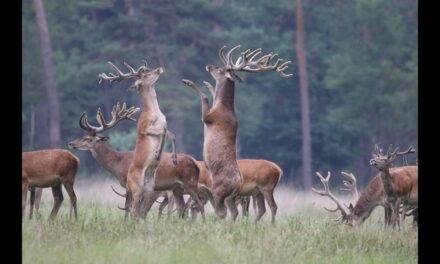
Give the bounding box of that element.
[68,102,139,150]
[312,171,372,226]
[369,144,415,170]
[206,45,293,83]
[98,60,164,92]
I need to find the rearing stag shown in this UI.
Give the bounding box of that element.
[183,45,291,219]
[99,61,177,219]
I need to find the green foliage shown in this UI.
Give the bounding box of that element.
[22,0,418,187]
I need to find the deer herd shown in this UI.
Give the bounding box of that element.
[22,45,418,230]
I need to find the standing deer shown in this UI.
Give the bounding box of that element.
[370,145,418,228]
[186,159,283,223]
[183,45,291,220]
[68,103,204,220]
[99,61,176,219]
[22,149,79,220]
[313,168,417,227]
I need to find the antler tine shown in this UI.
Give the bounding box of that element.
[79,111,105,133]
[108,61,131,77]
[226,45,241,67]
[123,62,137,74]
[386,144,399,158]
[218,45,228,66]
[312,171,348,217]
[111,186,127,198]
[79,113,96,133]
[396,146,416,156]
[340,171,359,202]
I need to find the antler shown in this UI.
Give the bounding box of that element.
[312,171,348,221]
[79,102,140,134]
[340,172,359,203]
[396,146,416,156]
[111,186,127,198]
[218,45,293,77]
[98,61,150,84]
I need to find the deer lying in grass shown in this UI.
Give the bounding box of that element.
[99,61,177,219]
[185,159,283,223]
[68,103,204,220]
[370,145,418,228]
[312,168,417,227]
[183,45,291,220]
[22,149,79,220]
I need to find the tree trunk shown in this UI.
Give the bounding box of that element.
[33,0,61,148]
[295,0,312,190]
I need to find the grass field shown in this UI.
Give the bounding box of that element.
[22,178,418,264]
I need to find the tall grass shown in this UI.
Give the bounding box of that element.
[22,179,417,264]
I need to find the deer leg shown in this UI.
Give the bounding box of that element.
[213,190,228,220]
[252,195,257,215]
[127,175,143,218]
[254,192,266,223]
[225,196,239,221]
[157,195,169,220]
[241,196,251,218]
[140,192,158,220]
[167,192,175,219]
[172,188,186,218]
[145,127,167,161]
[34,188,43,219]
[62,181,77,220]
[49,184,64,220]
[29,187,35,220]
[166,130,178,165]
[182,79,212,122]
[261,188,278,224]
[22,179,29,220]
[186,187,206,221]
[400,203,407,230]
[412,208,418,227]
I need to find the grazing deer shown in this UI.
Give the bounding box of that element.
[68,103,204,220]
[183,45,291,220]
[187,159,283,223]
[99,61,177,219]
[22,149,79,220]
[369,145,418,228]
[313,169,417,227]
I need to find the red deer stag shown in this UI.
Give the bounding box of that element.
[313,169,417,227]
[68,103,204,220]
[369,145,417,228]
[182,45,291,220]
[99,61,177,219]
[22,149,79,220]
[186,159,283,223]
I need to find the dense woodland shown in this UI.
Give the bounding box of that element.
[22,0,418,189]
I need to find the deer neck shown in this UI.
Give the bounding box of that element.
[378,166,394,195]
[91,142,126,184]
[140,85,162,115]
[352,176,383,223]
[214,78,235,110]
